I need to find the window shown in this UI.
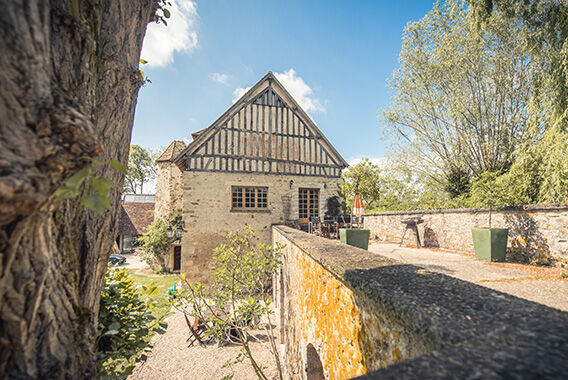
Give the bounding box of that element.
[232,186,268,210]
[299,188,319,222]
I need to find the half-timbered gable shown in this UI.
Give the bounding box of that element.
[157,72,347,281]
[174,72,348,177]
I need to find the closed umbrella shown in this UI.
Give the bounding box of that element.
[352,193,364,228]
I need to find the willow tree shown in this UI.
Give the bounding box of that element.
[0,1,163,378]
[383,0,536,191]
[468,0,568,203]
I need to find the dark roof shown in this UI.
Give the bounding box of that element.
[118,202,155,236]
[156,140,187,163]
[173,71,348,169]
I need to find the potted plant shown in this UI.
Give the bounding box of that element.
[471,188,509,262]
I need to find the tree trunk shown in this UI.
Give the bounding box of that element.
[0,1,154,378]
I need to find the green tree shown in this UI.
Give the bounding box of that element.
[175,228,284,380]
[340,159,383,211]
[383,0,535,188]
[468,0,568,203]
[124,145,157,194]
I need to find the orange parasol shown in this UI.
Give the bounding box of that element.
[353,193,364,228]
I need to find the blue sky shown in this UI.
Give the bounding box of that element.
[132,0,435,163]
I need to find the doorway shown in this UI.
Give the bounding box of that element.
[173,246,181,272]
[299,188,319,224]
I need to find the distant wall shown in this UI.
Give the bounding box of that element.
[364,204,568,264]
[272,225,568,380]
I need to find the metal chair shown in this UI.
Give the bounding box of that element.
[309,216,322,235]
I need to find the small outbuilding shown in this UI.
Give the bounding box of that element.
[117,194,155,253]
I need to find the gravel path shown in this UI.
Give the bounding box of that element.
[132,310,279,380]
[368,241,568,312]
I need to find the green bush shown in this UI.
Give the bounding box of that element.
[137,210,182,272]
[97,268,165,378]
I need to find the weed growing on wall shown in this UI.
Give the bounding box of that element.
[174,227,284,380]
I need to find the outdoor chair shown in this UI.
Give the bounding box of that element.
[183,312,211,347]
[352,216,364,229]
[309,216,322,235]
[323,217,336,239]
[338,215,351,229]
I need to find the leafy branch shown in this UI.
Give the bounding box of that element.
[54,158,127,215]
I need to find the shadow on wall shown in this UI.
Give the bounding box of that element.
[504,212,554,265]
[422,226,440,248]
[343,263,568,378]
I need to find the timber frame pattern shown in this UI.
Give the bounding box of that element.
[174,72,348,177]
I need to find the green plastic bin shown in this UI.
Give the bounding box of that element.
[471,228,509,262]
[339,228,370,250]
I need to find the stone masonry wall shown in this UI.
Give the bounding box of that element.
[181,171,342,283]
[272,225,568,380]
[154,161,184,221]
[273,226,432,380]
[364,204,568,264]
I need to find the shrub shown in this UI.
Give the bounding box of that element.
[175,227,284,380]
[97,268,164,378]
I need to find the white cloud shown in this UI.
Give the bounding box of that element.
[232,86,251,103]
[275,69,325,114]
[209,73,230,85]
[231,69,325,115]
[347,157,388,168]
[141,0,198,68]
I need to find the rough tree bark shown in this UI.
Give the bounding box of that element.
[0,1,154,378]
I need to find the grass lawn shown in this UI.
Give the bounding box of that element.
[129,271,179,321]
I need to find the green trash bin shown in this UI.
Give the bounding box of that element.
[471,228,509,262]
[339,228,370,250]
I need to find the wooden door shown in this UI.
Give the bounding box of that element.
[299,188,319,224]
[173,246,181,272]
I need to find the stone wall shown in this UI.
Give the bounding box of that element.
[364,204,568,264]
[180,171,342,282]
[154,160,184,221]
[273,225,568,380]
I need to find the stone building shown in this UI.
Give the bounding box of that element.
[155,72,348,280]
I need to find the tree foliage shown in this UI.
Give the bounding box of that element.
[384,0,535,185]
[123,145,157,194]
[340,159,383,211]
[383,0,568,206]
[175,228,284,380]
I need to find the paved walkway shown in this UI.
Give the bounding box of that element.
[368,241,568,312]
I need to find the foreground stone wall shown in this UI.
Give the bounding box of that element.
[364,204,568,264]
[273,225,568,379]
[181,172,341,282]
[273,226,433,379]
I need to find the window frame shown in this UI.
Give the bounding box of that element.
[231,186,269,211]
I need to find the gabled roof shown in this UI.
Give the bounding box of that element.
[156,140,187,163]
[118,202,155,236]
[174,71,348,169]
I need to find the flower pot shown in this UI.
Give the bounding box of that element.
[339,228,370,250]
[471,228,509,262]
